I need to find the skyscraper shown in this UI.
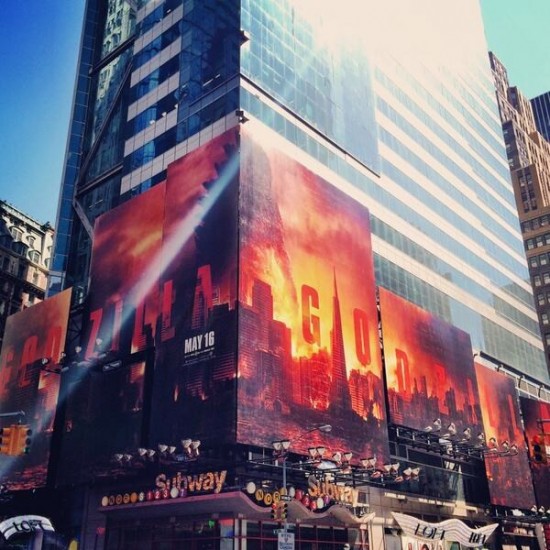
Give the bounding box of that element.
[490,52,550,373]
[532,91,550,142]
[9,0,547,548]
[50,0,547,385]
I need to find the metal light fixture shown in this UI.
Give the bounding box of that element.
[182,438,201,458]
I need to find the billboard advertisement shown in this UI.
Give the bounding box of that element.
[475,363,535,509]
[58,184,165,483]
[59,129,240,483]
[520,396,550,508]
[150,129,240,446]
[237,123,388,462]
[380,288,482,438]
[0,289,72,489]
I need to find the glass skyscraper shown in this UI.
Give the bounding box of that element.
[51,0,547,383]
[4,1,549,548]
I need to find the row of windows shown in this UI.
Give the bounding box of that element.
[127,90,179,137]
[522,214,550,233]
[375,65,510,185]
[381,128,530,282]
[8,226,40,248]
[529,252,550,268]
[133,21,182,72]
[526,233,550,250]
[373,216,537,331]
[379,98,525,265]
[136,0,181,35]
[124,89,238,172]
[376,71,512,204]
[533,273,550,287]
[537,292,550,306]
[129,56,179,105]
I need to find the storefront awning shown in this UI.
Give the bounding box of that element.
[99,490,376,526]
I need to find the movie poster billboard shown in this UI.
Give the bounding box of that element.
[58,129,240,483]
[0,289,71,489]
[58,184,166,483]
[475,363,535,509]
[380,288,483,439]
[150,129,240,446]
[520,397,550,508]
[237,122,389,462]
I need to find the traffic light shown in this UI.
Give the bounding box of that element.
[14,425,32,455]
[0,427,14,455]
[280,502,288,520]
[271,503,280,520]
[531,434,547,464]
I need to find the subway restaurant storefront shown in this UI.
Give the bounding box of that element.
[93,468,373,550]
[99,491,369,550]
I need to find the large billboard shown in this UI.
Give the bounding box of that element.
[149,130,240,446]
[237,123,389,462]
[475,363,535,509]
[380,288,483,438]
[520,396,550,508]
[58,129,240,483]
[58,184,166,483]
[0,289,72,489]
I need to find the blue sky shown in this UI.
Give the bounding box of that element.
[0,1,85,224]
[479,0,550,98]
[0,1,548,225]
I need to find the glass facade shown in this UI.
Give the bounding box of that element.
[240,0,546,382]
[52,0,547,384]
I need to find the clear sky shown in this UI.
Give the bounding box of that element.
[479,0,550,98]
[0,1,548,227]
[0,1,85,225]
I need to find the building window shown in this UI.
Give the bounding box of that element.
[534,275,542,287]
[531,256,539,268]
[28,250,40,264]
[542,313,549,326]
[538,293,545,306]
[544,273,550,285]
[26,235,36,248]
[10,226,23,241]
[541,254,549,265]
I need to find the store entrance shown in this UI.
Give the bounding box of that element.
[105,517,358,550]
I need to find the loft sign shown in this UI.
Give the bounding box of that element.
[392,512,498,548]
[0,516,54,541]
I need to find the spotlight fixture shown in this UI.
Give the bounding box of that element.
[443,422,457,438]
[461,427,472,441]
[182,438,201,458]
[425,418,442,432]
[360,456,377,470]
